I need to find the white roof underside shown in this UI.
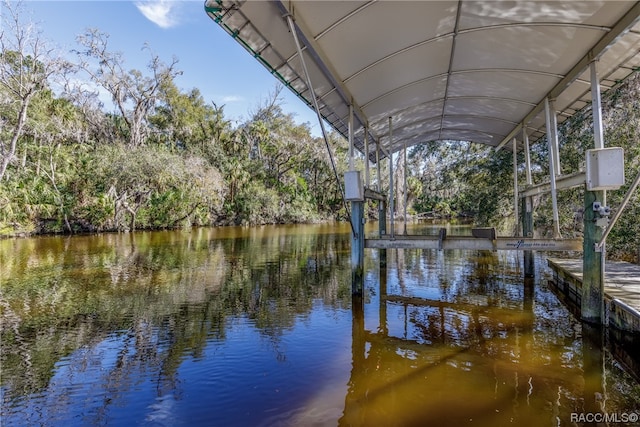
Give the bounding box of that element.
[205,1,640,160]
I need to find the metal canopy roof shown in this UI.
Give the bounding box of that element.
[205,1,640,160]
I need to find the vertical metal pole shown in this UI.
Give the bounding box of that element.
[591,61,605,150]
[522,127,534,277]
[582,59,606,324]
[523,127,532,186]
[548,99,561,176]
[403,142,408,235]
[348,105,354,171]
[544,98,562,238]
[591,60,606,209]
[388,117,395,238]
[364,127,370,188]
[513,138,519,236]
[376,142,381,191]
[376,142,386,237]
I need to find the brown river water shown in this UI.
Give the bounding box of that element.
[1,222,638,426]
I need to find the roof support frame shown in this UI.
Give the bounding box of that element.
[206,1,640,159]
[544,97,562,239]
[386,127,506,153]
[380,115,516,140]
[362,80,538,113]
[273,1,388,157]
[496,1,640,150]
[439,0,463,141]
[343,25,607,86]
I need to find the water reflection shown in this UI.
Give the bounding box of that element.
[1,225,354,426]
[342,247,640,426]
[1,223,639,426]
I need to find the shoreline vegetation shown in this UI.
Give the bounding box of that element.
[1,2,638,261]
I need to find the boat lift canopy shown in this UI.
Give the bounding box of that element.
[205,0,640,160]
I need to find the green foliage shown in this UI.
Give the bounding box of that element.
[411,141,515,229]
[84,146,225,231]
[2,5,638,263]
[0,7,348,233]
[409,72,640,258]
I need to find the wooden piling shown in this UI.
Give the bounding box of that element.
[521,196,535,277]
[582,189,605,324]
[351,200,365,295]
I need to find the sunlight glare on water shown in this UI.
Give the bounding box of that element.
[1,223,638,426]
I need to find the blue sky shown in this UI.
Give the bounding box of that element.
[21,0,319,131]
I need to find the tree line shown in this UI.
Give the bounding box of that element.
[0,2,351,234]
[405,72,639,262]
[1,1,638,261]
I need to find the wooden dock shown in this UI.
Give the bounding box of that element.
[547,257,640,334]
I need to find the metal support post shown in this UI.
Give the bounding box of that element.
[348,105,354,171]
[591,61,606,208]
[548,99,561,176]
[522,127,535,277]
[523,127,532,186]
[591,61,605,150]
[388,117,395,238]
[351,200,365,295]
[376,141,381,191]
[403,142,408,235]
[513,138,519,236]
[544,98,562,238]
[364,127,370,188]
[376,141,386,236]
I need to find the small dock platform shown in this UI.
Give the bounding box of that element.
[547,257,640,334]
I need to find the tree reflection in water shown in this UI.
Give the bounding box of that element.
[340,247,640,427]
[1,223,638,426]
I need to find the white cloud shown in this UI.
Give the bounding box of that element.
[135,0,180,29]
[221,95,243,103]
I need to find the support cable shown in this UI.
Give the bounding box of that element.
[597,169,640,250]
[284,13,356,237]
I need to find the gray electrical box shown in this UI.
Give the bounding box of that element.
[344,170,364,201]
[586,147,625,191]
